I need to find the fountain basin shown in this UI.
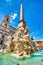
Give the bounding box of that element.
[11,54,30,58]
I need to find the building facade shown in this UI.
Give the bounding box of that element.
[0,15,16,45]
[35,40,43,49]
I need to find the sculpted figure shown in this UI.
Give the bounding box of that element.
[6,36,14,52]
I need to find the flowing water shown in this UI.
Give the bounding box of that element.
[0,50,43,65]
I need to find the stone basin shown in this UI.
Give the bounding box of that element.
[0,50,43,65]
[11,54,30,58]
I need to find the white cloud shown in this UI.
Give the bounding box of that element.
[33,36,36,39]
[6,0,11,2]
[10,13,17,23]
[11,13,17,20]
[10,20,12,22]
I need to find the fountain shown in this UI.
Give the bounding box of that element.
[0,4,39,58]
[5,4,39,58]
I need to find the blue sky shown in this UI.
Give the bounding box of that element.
[0,0,43,40]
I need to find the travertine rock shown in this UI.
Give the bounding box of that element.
[5,26,36,56]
